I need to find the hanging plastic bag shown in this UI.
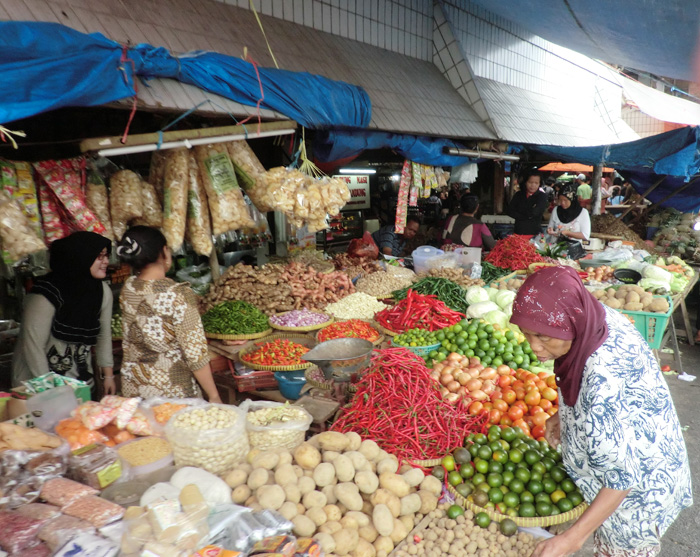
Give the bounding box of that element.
[109,169,143,239]
[186,151,214,256]
[347,231,379,260]
[227,140,272,212]
[133,180,163,228]
[148,150,168,203]
[162,149,189,251]
[0,190,46,262]
[85,166,114,241]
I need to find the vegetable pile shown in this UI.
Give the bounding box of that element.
[355,271,413,298]
[392,277,468,313]
[485,236,544,271]
[592,285,670,313]
[332,348,488,463]
[393,328,439,348]
[201,300,269,335]
[591,214,650,252]
[269,309,330,328]
[480,261,513,284]
[241,338,310,367]
[111,313,122,337]
[325,292,389,320]
[280,262,355,310]
[375,290,465,334]
[317,320,381,343]
[417,267,484,288]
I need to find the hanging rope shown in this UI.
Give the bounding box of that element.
[248,0,279,69]
[0,126,27,149]
[118,44,139,144]
[298,128,325,178]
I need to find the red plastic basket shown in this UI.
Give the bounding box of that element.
[226,359,278,392]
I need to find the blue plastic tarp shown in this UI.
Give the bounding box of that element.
[0,21,371,129]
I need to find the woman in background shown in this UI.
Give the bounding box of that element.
[117,226,221,402]
[442,195,495,250]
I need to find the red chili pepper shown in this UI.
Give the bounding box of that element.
[241,339,310,366]
[485,235,544,270]
[318,320,380,343]
[375,291,463,334]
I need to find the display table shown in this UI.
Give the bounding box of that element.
[654,273,698,374]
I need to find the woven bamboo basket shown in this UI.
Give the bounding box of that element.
[205,328,272,341]
[316,320,384,346]
[447,484,587,527]
[410,458,443,468]
[377,324,399,337]
[238,333,316,371]
[269,311,334,333]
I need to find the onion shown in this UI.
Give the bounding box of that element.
[442,365,456,376]
[467,368,480,379]
[457,386,467,397]
[469,357,481,366]
[269,309,330,327]
[440,387,449,397]
[447,381,461,393]
[440,374,454,387]
[470,389,488,401]
[447,353,462,363]
[459,357,469,367]
[456,372,469,386]
[466,378,483,392]
[480,367,497,380]
[444,393,460,404]
[497,364,512,375]
[433,363,444,373]
[482,379,496,394]
[429,371,440,381]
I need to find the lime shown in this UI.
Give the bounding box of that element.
[475,481,490,494]
[448,471,463,486]
[477,445,493,461]
[508,479,525,494]
[475,459,490,475]
[506,507,519,518]
[514,468,531,484]
[492,449,509,464]
[487,473,503,488]
[532,461,547,476]
[560,479,576,493]
[550,466,566,483]
[541,457,556,471]
[502,470,515,486]
[524,449,542,466]
[488,461,503,474]
[431,466,445,481]
[503,492,520,509]
[499,517,518,536]
[536,501,553,516]
[473,433,488,445]
[527,480,544,495]
[535,492,552,505]
[542,478,558,494]
[455,482,473,498]
[503,461,517,473]
[442,455,456,472]
[550,489,567,504]
[472,473,486,486]
[488,440,503,453]
[460,464,475,479]
[529,470,543,483]
[453,447,472,465]
[519,502,536,517]
[501,427,517,443]
[488,487,504,504]
[520,490,535,504]
[447,504,465,519]
[488,425,501,439]
[508,448,523,464]
[557,498,574,512]
[569,492,584,507]
[475,511,491,528]
[472,489,489,507]
[512,426,525,439]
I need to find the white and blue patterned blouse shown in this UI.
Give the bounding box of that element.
[559,307,693,550]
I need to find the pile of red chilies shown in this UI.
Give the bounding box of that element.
[374,289,464,333]
[332,348,488,464]
[485,235,544,270]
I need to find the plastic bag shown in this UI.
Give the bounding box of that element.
[68,443,123,490]
[62,495,125,528]
[148,150,168,202]
[39,477,98,508]
[0,440,69,487]
[0,190,46,262]
[134,180,163,228]
[85,168,114,241]
[109,169,143,239]
[0,509,44,553]
[347,231,379,260]
[175,264,212,293]
[125,408,156,436]
[37,179,68,244]
[162,148,189,251]
[242,401,312,452]
[196,143,255,234]
[100,423,136,445]
[37,514,96,551]
[186,151,214,256]
[71,401,119,430]
[15,503,61,523]
[56,418,110,450]
[227,140,271,212]
[101,395,140,430]
[0,475,43,509]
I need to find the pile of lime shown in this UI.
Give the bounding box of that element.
[429,319,534,370]
[393,327,440,348]
[435,425,585,519]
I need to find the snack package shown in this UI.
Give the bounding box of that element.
[0,160,17,196]
[195,143,254,234]
[37,514,96,551]
[162,148,189,251]
[125,408,156,436]
[62,495,125,528]
[186,151,213,256]
[395,160,411,234]
[68,443,123,490]
[192,546,242,557]
[100,423,136,445]
[39,477,98,508]
[0,509,44,554]
[294,538,322,557]
[0,475,43,509]
[149,150,168,202]
[37,179,68,244]
[249,535,296,556]
[101,395,139,429]
[56,418,109,450]
[15,503,61,524]
[227,140,271,212]
[12,161,43,238]
[134,180,163,228]
[109,169,144,239]
[85,167,114,241]
[0,190,46,262]
[71,401,119,430]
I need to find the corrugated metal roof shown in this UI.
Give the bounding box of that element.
[5,0,494,139]
[473,77,639,146]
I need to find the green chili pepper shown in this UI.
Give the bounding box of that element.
[201,300,269,334]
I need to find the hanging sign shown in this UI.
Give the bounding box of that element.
[333,175,370,210]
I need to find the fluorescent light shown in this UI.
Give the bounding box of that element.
[444,147,520,162]
[339,168,376,174]
[390,174,400,181]
[97,128,296,157]
[693,221,700,231]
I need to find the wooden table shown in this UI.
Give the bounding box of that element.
[670,272,698,346]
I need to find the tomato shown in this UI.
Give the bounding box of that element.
[531,425,546,439]
[529,405,545,416]
[514,388,526,400]
[538,399,553,412]
[498,375,512,389]
[661,365,671,372]
[508,406,524,421]
[499,416,513,426]
[547,407,558,417]
[512,380,525,390]
[523,379,537,391]
[524,389,542,406]
[513,419,530,436]
[541,387,558,402]
[482,401,493,411]
[493,399,509,413]
[513,400,529,412]
[524,416,534,429]
[532,412,548,427]
[502,388,517,405]
[545,375,558,389]
[489,409,502,424]
[537,372,549,380]
[535,380,547,391]
[468,401,484,415]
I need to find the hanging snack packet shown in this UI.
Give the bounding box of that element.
[85,166,114,241]
[162,148,189,251]
[0,190,46,262]
[134,180,163,228]
[149,150,168,202]
[227,141,272,212]
[13,161,43,237]
[195,143,254,234]
[37,181,67,244]
[186,151,213,256]
[109,169,143,239]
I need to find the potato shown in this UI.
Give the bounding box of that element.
[615,289,628,300]
[317,431,350,452]
[359,523,379,543]
[650,298,670,313]
[252,451,280,470]
[247,468,269,490]
[335,482,364,511]
[345,451,371,472]
[401,468,424,488]
[605,288,617,297]
[292,515,317,537]
[296,503,306,515]
[399,493,421,516]
[606,298,622,309]
[314,463,336,487]
[258,484,285,510]
[274,464,298,486]
[353,538,377,557]
[306,506,328,527]
[333,455,356,482]
[374,536,394,554]
[419,475,442,497]
[333,528,360,556]
[370,489,400,517]
[231,485,251,504]
[307,434,321,448]
[390,517,408,543]
[340,515,360,529]
[624,302,644,311]
[277,452,293,467]
[592,289,605,299]
[284,483,301,504]
[641,294,653,307]
[376,457,399,475]
[625,291,641,304]
[345,432,362,451]
[379,473,410,498]
[298,476,316,496]
[319,520,343,534]
[237,462,253,474]
[359,440,380,461]
[417,490,438,514]
[224,469,248,488]
[398,515,413,532]
[293,465,304,477]
[322,484,338,504]
[323,451,341,463]
[278,501,298,520]
[248,502,263,512]
[246,448,261,464]
[324,504,342,522]
[315,532,336,553]
[345,511,371,528]
[336,502,348,514]
[303,491,327,509]
[294,443,322,470]
[245,495,257,507]
[355,470,379,494]
[372,504,394,536]
[361,500,373,515]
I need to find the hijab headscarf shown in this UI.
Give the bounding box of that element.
[31,232,111,346]
[510,266,608,406]
[556,183,583,224]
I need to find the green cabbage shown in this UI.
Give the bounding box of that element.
[465,286,490,305]
[495,290,516,310]
[642,265,673,283]
[486,288,500,302]
[484,310,509,329]
[466,301,500,319]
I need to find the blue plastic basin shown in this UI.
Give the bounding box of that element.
[274,371,307,400]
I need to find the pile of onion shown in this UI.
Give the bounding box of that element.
[430,353,514,406]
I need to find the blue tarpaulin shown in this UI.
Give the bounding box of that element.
[528,127,700,211]
[0,21,371,129]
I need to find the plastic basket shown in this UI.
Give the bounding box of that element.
[390,341,441,357]
[224,359,278,392]
[619,296,673,350]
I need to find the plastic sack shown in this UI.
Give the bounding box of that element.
[68,443,123,490]
[195,143,254,235]
[165,403,249,475]
[186,151,214,256]
[39,477,98,508]
[0,190,46,262]
[56,418,110,450]
[227,140,271,212]
[85,168,114,241]
[37,514,96,551]
[0,475,43,509]
[62,495,125,528]
[347,231,379,260]
[15,503,61,523]
[0,509,44,553]
[148,150,168,202]
[109,169,144,239]
[175,264,212,297]
[133,180,163,228]
[242,401,312,452]
[162,149,189,251]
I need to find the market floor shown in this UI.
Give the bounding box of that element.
[572,309,700,557]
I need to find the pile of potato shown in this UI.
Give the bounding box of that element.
[490,278,525,291]
[223,431,441,557]
[592,285,670,313]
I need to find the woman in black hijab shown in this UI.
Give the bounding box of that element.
[12,232,116,394]
[546,183,591,243]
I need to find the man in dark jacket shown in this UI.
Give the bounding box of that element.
[506,171,548,236]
